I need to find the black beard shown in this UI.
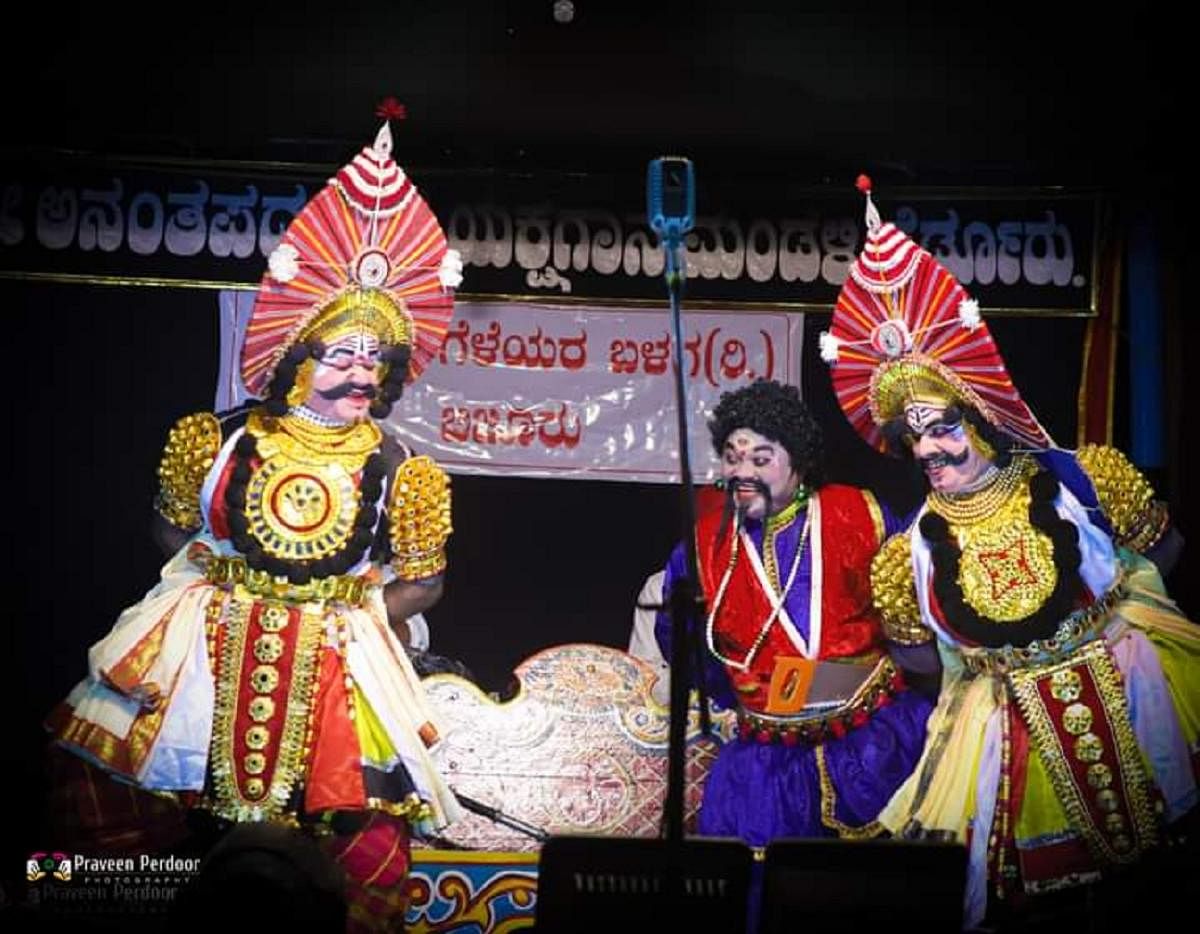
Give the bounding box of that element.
[717,478,773,542]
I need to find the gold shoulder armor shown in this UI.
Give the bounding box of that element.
[155,412,222,532]
[1076,444,1169,552]
[870,532,931,646]
[389,455,453,581]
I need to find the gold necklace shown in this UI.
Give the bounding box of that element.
[926,456,1035,526]
[248,410,381,472]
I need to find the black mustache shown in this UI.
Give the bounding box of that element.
[717,478,774,543]
[316,382,379,401]
[729,478,772,498]
[918,448,970,470]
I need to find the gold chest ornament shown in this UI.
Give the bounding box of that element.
[929,458,1058,623]
[243,413,380,562]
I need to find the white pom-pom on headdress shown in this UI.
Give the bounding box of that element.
[268,243,300,283]
[958,297,982,331]
[438,249,464,289]
[819,330,841,364]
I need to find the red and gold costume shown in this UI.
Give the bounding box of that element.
[823,181,1200,925]
[49,117,463,930]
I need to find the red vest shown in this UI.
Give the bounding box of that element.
[695,485,884,708]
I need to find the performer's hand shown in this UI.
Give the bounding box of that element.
[133,682,163,712]
[384,577,444,630]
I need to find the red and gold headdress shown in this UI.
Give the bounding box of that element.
[241,103,461,398]
[822,176,1052,450]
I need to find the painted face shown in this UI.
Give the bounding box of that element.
[720,428,800,521]
[304,330,382,423]
[905,402,994,493]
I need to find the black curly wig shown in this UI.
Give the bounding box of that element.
[708,380,824,486]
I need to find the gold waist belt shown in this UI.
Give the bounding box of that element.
[736,657,901,745]
[203,555,372,607]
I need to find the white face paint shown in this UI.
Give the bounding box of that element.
[305,331,382,423]
[905,402,995,494]
[720,428,800,520]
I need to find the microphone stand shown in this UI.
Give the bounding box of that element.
[659,223,711,847]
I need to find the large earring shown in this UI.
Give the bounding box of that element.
[286,359,315,408]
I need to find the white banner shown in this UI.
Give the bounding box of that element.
[217,293,804,483]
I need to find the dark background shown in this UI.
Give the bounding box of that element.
[1,0,1192,895]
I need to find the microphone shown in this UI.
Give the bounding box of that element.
[453,790,550,842]
[646,156,696,251]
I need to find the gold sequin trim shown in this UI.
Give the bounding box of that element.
[204,555,373,607]
[871,532,929,645]
[155,412,222,531]
[389,456,452,581]
[1075,444,1161,549]
[815,744,884,839]
[1007,639,1159,865]
[208,593,325,823]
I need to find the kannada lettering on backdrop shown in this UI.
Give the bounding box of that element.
[1,155,1098,313]
[215,292,804,483]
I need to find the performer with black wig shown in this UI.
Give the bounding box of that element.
[655,379,933,848]
[48,110,465,931]
[823,177,1200,926]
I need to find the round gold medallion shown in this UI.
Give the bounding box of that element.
[1062,703,1094,736]
[249,696,276,723]
[1104,811,1126,833]
[1050,670,1083,703]
[250,665,280,694]
[1074,733,1104,763]
[1087,762,1113,790]
[245,725,270,751]
[1095,789,1120,813]
[259,604,290,633]
[254,634,285,664]
[244,778,265,799]
[245,455,360,562]
[244,752,266,776]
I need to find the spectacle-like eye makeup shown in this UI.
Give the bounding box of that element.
[320,349,382,371]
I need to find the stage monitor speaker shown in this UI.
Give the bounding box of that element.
[534,835,753,934]
[761,838,967,933]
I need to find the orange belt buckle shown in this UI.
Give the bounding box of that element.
[765,656,816,714]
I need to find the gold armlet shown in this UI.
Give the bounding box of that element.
[871,533,931,646]
[1076,444,1163,551]
[389,456,452,581]
[155,413,221,531]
